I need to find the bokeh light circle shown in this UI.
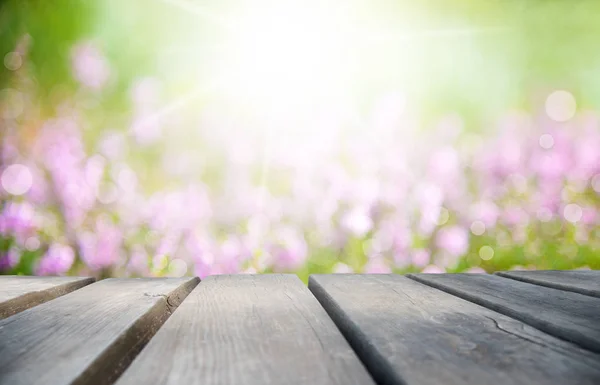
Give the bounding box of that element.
[1,164,33,195]
[168,259,188,277]
[4,52,22,71]
[479,245,494,260]
[25,237,41,251]
[539,134,554,149]
[470,221,486,236]
[563,203,582,223]
[545,90,576,122]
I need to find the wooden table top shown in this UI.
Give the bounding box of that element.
[0,271,599,385]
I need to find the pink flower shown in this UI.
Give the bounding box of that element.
[411,249,430,268]
[98,131,127,160]
[392,252,411,269]
[130,113,162,146]
[573,129,600,179]
[79,220,122,270]
[0,201,36,245]
[71,42,110,90]
[0,247,20,271]
[502,206,529,227]
[581,206,598,226]
[270,229,308,272]
[341,207,373,237]
[364,258,392,274]
[36,244,75,275]
[428,147,460,183]
[435,226,469,257]
[127,245,149,275]
[332,263,354,273]
[469,201,499,228]
[421,265,445,274]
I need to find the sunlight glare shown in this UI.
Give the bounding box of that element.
[216,2,358,110]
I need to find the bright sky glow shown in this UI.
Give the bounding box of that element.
[130,0,513,123]
[215,3,359,111]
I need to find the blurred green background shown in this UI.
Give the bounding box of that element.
[1,0,599,280]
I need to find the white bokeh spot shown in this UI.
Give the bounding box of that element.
[545,90,576,122]
[4,52,22,71]
[168,259,188,277]
[25,237,41,251]
[1,164,33,195]
[563,203,582,223]
[539,134,554,149]
[470,221,485,236]
[479,245,494,261]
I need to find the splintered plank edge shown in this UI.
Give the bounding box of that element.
[0,277,199,385]
[0,276,95,319]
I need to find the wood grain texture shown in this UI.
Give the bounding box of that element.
[309,274,600,385]
[0,275,95,319]
[408,273,600,354]
[0,277,199,385]
[115,274,375,385]
[496,270,600,298]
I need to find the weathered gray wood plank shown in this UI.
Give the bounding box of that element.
[408,273,600,354]
[0,277,199,385]
[496,270,600,298]
[309,274,600,385]
[116,274,375,385]
[0,275,95,319]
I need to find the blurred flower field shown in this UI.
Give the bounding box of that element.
[1,0,599,281]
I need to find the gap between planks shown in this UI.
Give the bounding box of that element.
[0,276,95,319]
[0,277,199,385]
[407,273,600,354]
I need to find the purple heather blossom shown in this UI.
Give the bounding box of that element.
[270,228,308,272]
[341,206,373,237]
[469,201,499,228]
[364,257,392,274]
[130,113,162,145]
[392,251,411,268]
[193,250,216,278]
[573,129,600,179]
[71,42,110,90]
[218,241,243,273]
[127,245,149,275]
[580,206,598,226]
[436,226,469,258]
[36,244,75,275]
[411,249,430,268]
[79,219,122,270]
[98,131,128,160]
[0,201,36,245]
[501,206,530,227]
[427,146,461,184]
[3,54,600,281]
[25,165,50,204]
[0,247,20,271]
[332,262,354,273]
[422,265,445,274]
